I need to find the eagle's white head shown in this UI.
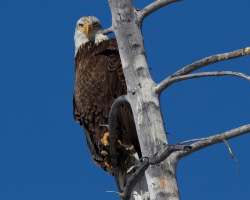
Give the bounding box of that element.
[74,16,108,56]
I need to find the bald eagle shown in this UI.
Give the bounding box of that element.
[73,16,141,171]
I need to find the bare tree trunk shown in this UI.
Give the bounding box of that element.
[105,1,250,199]
[109,1,180,199]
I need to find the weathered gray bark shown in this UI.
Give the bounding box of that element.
[105,1,250,199]
[108,1,180,199]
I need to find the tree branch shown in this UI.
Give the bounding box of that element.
[171,47,250,77]
[122,144,189,200]
[138,0,183,22]
[103,26,113,35]
[156,71,250,92]
[180,138,208,145]
[108,95,129,166]
[175,124,250,159]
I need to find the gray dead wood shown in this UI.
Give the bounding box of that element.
[156,47,250,93]
[171,47,250,77]
[108,0,181,199]
[175,124,250,159]
[156,71,250,91]
[105,1,250,199]
[138,0,182,22]
[103,27,113,35]
[122,144,189,200]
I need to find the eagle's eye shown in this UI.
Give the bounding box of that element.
[92,22,99,27]
[78,24,84,28]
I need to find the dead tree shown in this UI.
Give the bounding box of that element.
[103,0,250,199]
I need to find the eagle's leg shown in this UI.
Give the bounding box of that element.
[100,132,123,168]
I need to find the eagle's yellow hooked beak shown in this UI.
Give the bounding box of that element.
[80,22,91,37]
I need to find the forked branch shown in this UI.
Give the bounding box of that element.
[156,71,250,92]
[175,124,250,159]
[122,144,189,200]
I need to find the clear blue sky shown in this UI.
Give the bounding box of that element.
[0,0,249,199]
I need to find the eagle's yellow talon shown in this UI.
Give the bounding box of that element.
[101,150,108,155]
[101,150,112,168]
[117,139,123,148]
[101,132,110,146]
[104,159,113,169]
[100,133,124,168]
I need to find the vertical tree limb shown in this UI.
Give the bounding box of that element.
[108,0,181,199]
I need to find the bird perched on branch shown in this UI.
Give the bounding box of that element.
[73,16,141,171]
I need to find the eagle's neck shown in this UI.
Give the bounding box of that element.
[74,32,108,57]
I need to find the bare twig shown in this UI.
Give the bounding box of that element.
[171,47,250,77]
[175,124,250,159]
[138,0,183,22]
[222,139,239,173]
[180,138,208,145]
[222,139,234,158]
[106,191,122,196]
[166,132,176,139]
[156,71,250,92]
[103,26,113,35]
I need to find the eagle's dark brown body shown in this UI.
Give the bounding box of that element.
[73,38,140,170]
